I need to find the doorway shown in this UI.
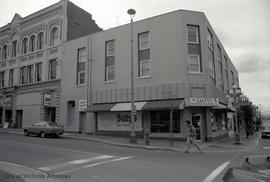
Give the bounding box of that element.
[192,114,202,140]
[16,110,23,128]
[79,112,86,133]
[67,101,75,127]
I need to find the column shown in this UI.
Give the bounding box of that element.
[11,94,17,128]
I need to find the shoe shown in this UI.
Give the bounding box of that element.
[184,151,189,153]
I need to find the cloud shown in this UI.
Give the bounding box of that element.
[235,54,266,73]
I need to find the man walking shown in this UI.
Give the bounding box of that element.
[184,120,202,153]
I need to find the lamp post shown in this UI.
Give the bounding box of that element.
[227,84,242,145]
[127,9,137,144]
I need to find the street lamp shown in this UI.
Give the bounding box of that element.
[127,9,137,144]
[227,84,242,145]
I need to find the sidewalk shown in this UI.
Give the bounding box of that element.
[0,128,261,153]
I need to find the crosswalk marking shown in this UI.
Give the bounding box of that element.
[57,156,132,174]
[38,155,114,171]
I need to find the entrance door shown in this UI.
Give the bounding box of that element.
[67,101,75,127]
[79,112,86,133]
[192,114,202,140]
[16,110,23,128]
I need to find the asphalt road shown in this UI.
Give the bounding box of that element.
[0,132,269,182]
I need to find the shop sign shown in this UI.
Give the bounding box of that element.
[97,112,142,131]
[189,98,219,106]
[79,99,87,111]
[43,93,51,107]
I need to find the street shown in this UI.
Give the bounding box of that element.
[0,132,269,182]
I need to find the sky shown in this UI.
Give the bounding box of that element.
[0,0,270,113]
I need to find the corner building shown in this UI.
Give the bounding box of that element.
[0,0,101,128]
[62,10,239,141]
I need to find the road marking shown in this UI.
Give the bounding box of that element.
[202,161,231,182]
[38,155,114,171]
[58,156,132,174]
[263,147,270,149]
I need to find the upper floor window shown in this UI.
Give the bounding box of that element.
[217,44,222,61]
[12,40,17,57]
[20,66,27,84]
[22,38,28,55]
[77,48,86,85]
[35,63,42,82]
[105,41,115,82]
[187,25,199,44]
[49,59,57,80]
[2,45,7,60]
[0,47,1,61]
[139,32,150,50]
[189,55,200,73]
[50,27,58,46]
[207,30,213,50]
[138,32,151,78]
[0,71,5,87]
[231,71,235,85]
[8,69,14,87]
[28,65,34,84]
[37,32,44,50]
[29,35,36,52]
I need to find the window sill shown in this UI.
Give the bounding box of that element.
[138,76,151,79]
[188,72,204,75]
[75,84,86,88]
[104,80,115,84]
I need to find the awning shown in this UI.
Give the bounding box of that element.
[86,103,115,112]
[142,99,184,110]
[111,102,147,111]
[212,103,227,110]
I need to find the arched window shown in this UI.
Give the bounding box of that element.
[29,35,36,52]
[22,38,28,55]
[2,45,7,60]
[37,32,44,50]
[50,27,58,46]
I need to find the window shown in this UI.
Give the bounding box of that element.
[138,32,151,77]
[22,38,28,54]
[189,55,200,73]
[8,69,14,86]
[105,41,115,82]
[77,48,86,85]
[20,66,27,84]
[209,58,215,78]
[106,40,115,56]
[37,32,44,50]
[217,45,222,60]
[0,47,1,61]
[2,45,7,60]
[50,27,58,46]
[187,25,199,44]
[207,30,213,50]
[35,63,42,82]
[12,40,17,57]
[28,65,34,84]
[231,71,234,85]
[219,61,224,89]
[49,59,57,80]
[0,71,5,87]
[224,56,229,91]
[29,35,36,52]
[139,32,150,50]
[140,60,151,77]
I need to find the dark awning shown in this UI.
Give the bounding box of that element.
[142,99,184,110]
[86,103,115,112]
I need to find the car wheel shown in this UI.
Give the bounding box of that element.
[41,132,46,138]
[54,134,59,138]
[24,130,29,136]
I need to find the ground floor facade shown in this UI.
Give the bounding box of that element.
[85,98,232,142]
[0,80,61,128]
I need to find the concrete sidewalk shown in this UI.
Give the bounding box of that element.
[0,128,261,153]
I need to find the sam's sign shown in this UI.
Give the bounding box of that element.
[188,98,219,106]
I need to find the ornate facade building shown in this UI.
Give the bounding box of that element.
[0,0,101,128]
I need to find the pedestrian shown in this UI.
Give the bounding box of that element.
[184,120,202,153]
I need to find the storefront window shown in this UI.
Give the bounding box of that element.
[150,110,180,133]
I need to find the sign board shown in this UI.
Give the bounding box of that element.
[43,93,51,107]
[79,99,87,111]
[189,98,219,107]
[97,111,142,131]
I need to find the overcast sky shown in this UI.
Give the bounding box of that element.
[1,0,270,113]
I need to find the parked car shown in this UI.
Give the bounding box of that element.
[262,125,270,139]
[23,121,64,138]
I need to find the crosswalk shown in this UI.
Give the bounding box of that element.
[38,154,132,174]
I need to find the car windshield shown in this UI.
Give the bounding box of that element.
[48,122,59,126]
